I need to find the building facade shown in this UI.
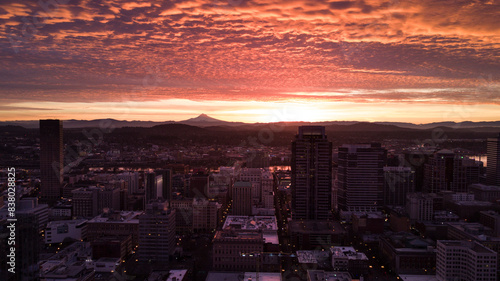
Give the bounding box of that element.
[292,126,332,220]
[40,119,63,205]
[337,143,386,211]
[436,240,497,281]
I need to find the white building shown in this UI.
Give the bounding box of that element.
[436,240,497,281]
[45,219,87,244]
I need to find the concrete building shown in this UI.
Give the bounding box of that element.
[337,143,386,211]
[72,187,99,218]
[117,171,140,194]
[406,193,435,222]
[471,184,500,202]
[45,219,87,244]
[91,235,133,260]
[436,240,497,281]
[86,211,142,245]
[212,230,264,271]
[379,232,436,275]
[138,201,176,263]
[292,126,332,220]
[232,181,252,216]
[239,168,274,209]
[480,210,500,236]
[192,198,219,232]
[330,246,369,277]
[222,215,279,250]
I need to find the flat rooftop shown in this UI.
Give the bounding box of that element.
[296,250,330,264]
[87,211,143,223]
[223,215,278,231]
[205,272,282,281]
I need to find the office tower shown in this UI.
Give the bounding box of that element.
[337,143,386,211]
[212,230,264,271]
[192,198,219,232]
[383,167,415,206]
[138,201,176,263]
[436,240,497,281]
[16,213,41,280]
[406,193,434,222]
[424,150,481,193]
[291,126,332,220]
[157,169,173,202]
[145,172,162,204]
[98,186,120,212]
[239,168,274,208]
[232,181,252,216]
[72,187,99,217]
[40,119,63,205]
[261,170,274,209]
[117,172,139,194]
[487,133,500,186]
[403,150,433,192]
[189,172,210,198]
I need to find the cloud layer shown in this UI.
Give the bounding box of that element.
[0,0,499,120]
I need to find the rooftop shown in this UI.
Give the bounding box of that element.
[330,246,368,261]
[87,211,143,224]
[296,250,330,264]
[223,215,278,231]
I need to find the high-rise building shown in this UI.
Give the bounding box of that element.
[291,126,332,220]
[424,150,481,193]
[189,172,210,198]
[232,181,252,216]
[145,172,163,204]
[239,168,274,208]
[72,187,99,218]
[117,172,139,194]
[487,133,500,186]
[138,201,176,263]
[337,143,386,211]
[383,167,415,206]
[406,193,434,222]
[40,119,63,205]
[436,240,497,281]
[157,169,173,202]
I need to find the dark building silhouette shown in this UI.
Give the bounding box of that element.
[232,181,252,216]
[383,166,415,206]
[424,150,481,193]
[487,133,500,186]
[337,143,387,211]
[138,201,176,263]
[291,126,332,220]
[157,169,173,202]
[189,172,210,198]
[40,119,63,205]
[145,172,162,204]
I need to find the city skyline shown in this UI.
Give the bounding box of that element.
[0,0,499,123]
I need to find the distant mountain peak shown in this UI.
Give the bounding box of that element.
[183,114,221,122]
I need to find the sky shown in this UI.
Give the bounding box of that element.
[0,0,499,123]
